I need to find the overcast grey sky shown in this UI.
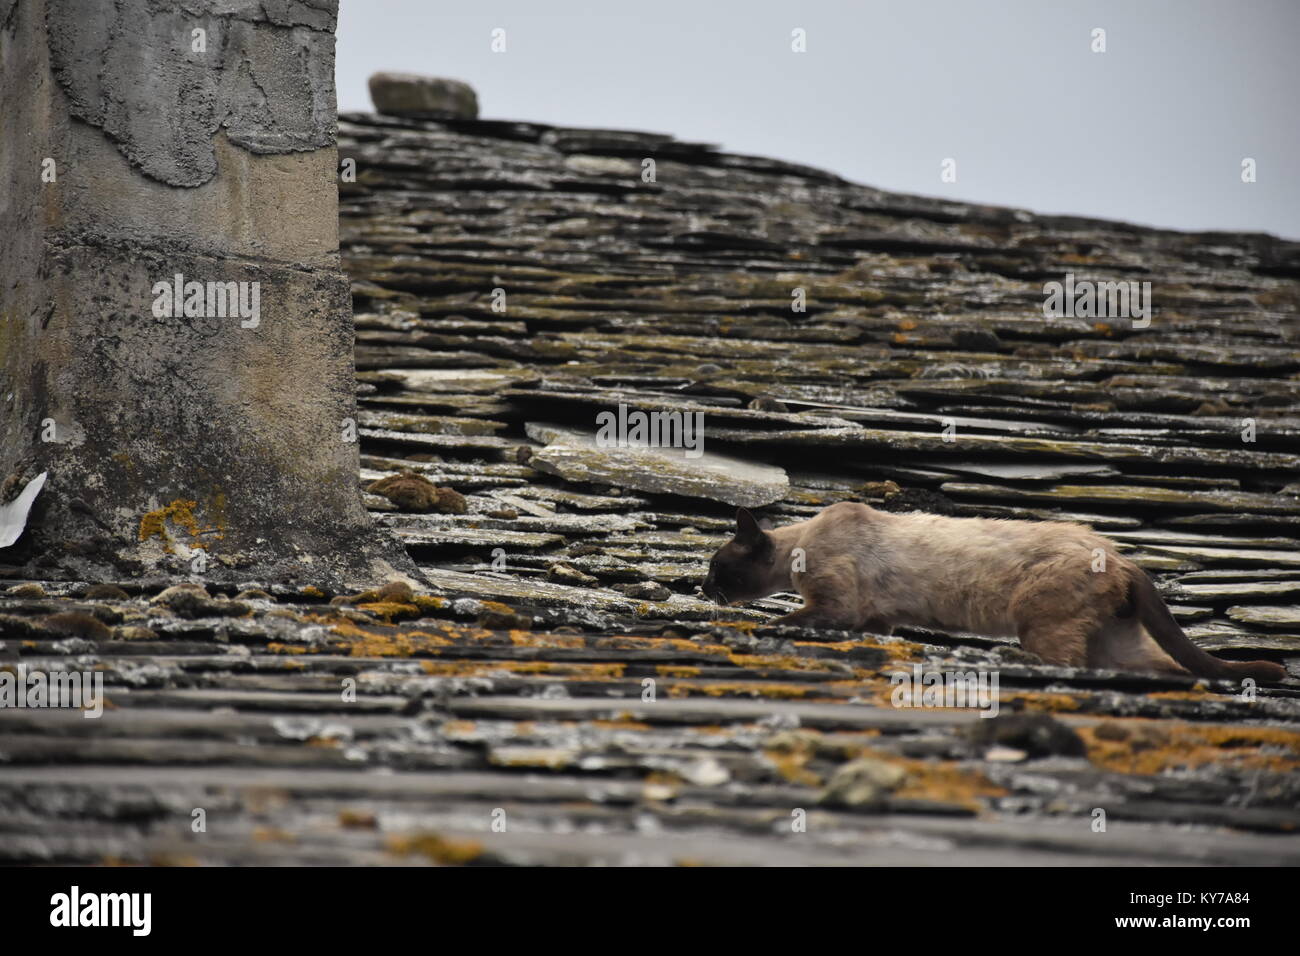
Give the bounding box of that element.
[337,1,1299,239]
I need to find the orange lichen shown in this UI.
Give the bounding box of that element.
[1147,688,1214,702]
[338,810,378,830]
[667,681,812,699]
[137,499,204,552]
[510,632,585,649]
[385,833,483,865]
[892,758,1007,808]
[769,736,1005,811]
[417,660,624,679]
[1081,721,1300,775]
[328,621,453,658]
[354,601,423,623]
[266,642,310,655]
[1004,692,1083,713]
[252,827,296,843]
[727,653,836,672]
[440,720,477,735]
[768,751,822,786]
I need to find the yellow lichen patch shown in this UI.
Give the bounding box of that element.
[643,769,683,788]
[354,601,423,623]
[423,622,492,643]
[412,595,447,612]
[206,491,228,540]
[591,718,653,730]
[793,640,858,652]
[137,499,204,552]
[767,750,822,786]
[338,809,377,830]
[385,833,484,866]
[266,642,311,655]
[510,631,585,649]
[666,681,812,699]
[727,653,836,672]
[417,660,623,679]
[656,665,702,678]
[1080,721,1300,776]
[558,662,624,678]
[771,734,1004,810]
[300,585,327,599]
[892,758,1008,809]
[689,725,730,736]
[598,633,732,656]
[709,619,759,633]
[791,637,921,665]
[252,827,296,843]
[1147,688,1214,702]
[1004,692,1083,713]
[328,621,453,658]
[421,660,493,676]
[858,638,926,662]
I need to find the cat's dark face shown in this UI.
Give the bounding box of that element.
[702,508,775,605]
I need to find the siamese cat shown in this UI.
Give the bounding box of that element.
[702,503,1286,683]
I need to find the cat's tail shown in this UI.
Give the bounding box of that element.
[1126,564,1286,683]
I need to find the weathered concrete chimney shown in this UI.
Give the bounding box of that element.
[0,0,414,586]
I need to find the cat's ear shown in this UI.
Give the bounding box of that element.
[736,507,765,543]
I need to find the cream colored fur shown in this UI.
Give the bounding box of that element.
[703,502,1284,680]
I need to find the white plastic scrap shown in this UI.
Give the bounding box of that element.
[0,471,47,548]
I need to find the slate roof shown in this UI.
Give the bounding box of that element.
[2,108,1299,866]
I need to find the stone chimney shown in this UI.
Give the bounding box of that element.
[0,0,413,586]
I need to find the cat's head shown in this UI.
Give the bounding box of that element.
[701,507,777,605]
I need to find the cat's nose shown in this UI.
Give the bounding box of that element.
[699,582,725,604]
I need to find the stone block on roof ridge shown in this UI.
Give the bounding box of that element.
[368,72,479,119]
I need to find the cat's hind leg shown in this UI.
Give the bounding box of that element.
[1016,619,1092,668]
[1087,618,1187,675]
